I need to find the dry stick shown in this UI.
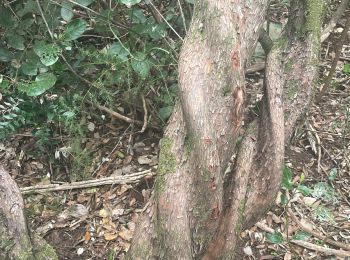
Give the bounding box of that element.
[148,0,184,41]
[59,57,144,126]
[140,95,148,133]
[86,100,142,125]
[37,0,143,125]
[248,2,349,75]
[246,62,266,74]
[287,208,350,251]
[321,0,350,42]
[59,54,96,86]
[177,0,187,34]
[91,125,131,176]
[307,122,322,173]
[20,169,155,194]
[322,11,350,93]
[255,222,350,258]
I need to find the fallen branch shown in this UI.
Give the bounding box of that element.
[287,208,350,251]
[321,0,350,43]
[140,95,148,133]
[245,62,265,74]
[86,100,143,125]
[20,169,155,194]
[322,10,350,93]
[255,222,350,258]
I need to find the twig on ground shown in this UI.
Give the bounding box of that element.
[60,54,97,87]
[255,222,350,258]
[147,0,184,41]
[321,0,350,43]
[322,10,350,93]
[140,95,148,133]
[308,122,322,173]
[91,125,130,176]
[35,0,54,39]
[20,169,155,194]
[287,208,350,251]
[246,62,266,74]
[177,0,187,34]
[86,100,142,125]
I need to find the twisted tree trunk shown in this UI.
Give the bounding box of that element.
[0,165,57,259]
[128,0,323,258]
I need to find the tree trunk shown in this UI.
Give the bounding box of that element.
[128,0,323,258]
[0,165,57,260]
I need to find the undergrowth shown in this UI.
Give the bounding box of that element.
[0,0,192,180]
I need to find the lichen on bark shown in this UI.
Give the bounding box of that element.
[154,137,176,193]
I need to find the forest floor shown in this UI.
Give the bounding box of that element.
[1,16,350,260]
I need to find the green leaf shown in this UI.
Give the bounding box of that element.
[17,18,34,31]
[0,79,10,90]
[0,6,13,28]
[312,182,338,204]
[344,63,350,75]
[280,193,288,205]
[21,61,38,76]
[127,9,146,23]
[185,0,194,3]
[75,0,94,6]
[158,106,173,121]
[292,231,311,241]
[282,165,293,190]
[33,41,61,66]
[62,19,87,41]
[61,0,94,21]
[18,0,38,16]
[0,46,13,62]
[61,2,74,21]
[266,232,283,244]
[108,42,129,61]
[62,111,75,119]
[328,168,337,181]
[147,23,167,40]
[297,184,311,196]
[120,0,141,7]
[6,34,25,50]
[18,73,57,96]
[131,52,151,79]
[313,206,334,223]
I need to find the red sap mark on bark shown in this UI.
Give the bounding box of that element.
[231,50,240,70]
[210,201,220,220]
[203,138,213,145]
[208,163,215,172]
[209,177,216,190]
[233,86,245,126]
[302,76,309,88]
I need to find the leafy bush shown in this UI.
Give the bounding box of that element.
[0,0,192,178]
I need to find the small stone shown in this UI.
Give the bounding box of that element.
[77,247,84,255]
[87,122,95,132]
[137,155,152,165]
[243,246,253,256]
[303,196,317,206]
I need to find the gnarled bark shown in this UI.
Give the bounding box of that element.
[0,165,57,260]
[128,0,323,258]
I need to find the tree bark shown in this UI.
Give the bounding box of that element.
[128,0,324,258]
[0,165,57,260]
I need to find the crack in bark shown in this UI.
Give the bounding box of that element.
[128,0,323,258]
